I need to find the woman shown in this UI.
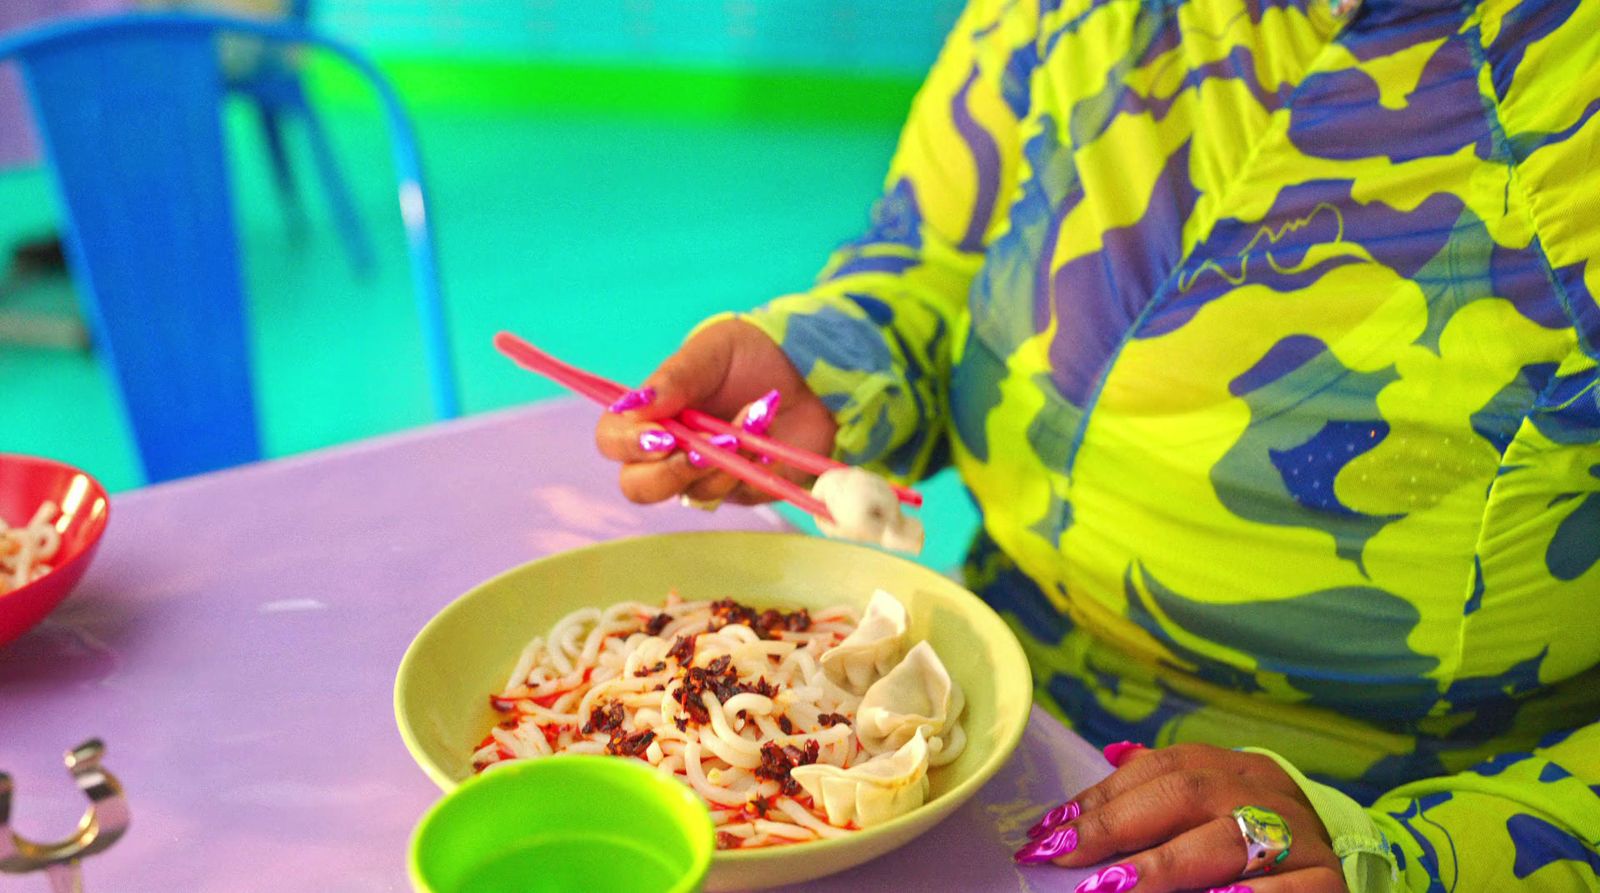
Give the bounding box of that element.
[596,1,1600,890]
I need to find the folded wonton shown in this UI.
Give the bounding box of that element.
[790,730,932,828]
[820,589,908,695]
[811,468,925,554]
[855,640,967,767]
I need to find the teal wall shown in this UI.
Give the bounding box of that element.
[318,0,965,73]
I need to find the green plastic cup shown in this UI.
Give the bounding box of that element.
[408,755,715,893]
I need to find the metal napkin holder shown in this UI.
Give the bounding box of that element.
[1,739,129,893]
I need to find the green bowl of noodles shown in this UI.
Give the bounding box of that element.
[395,531,1033,891]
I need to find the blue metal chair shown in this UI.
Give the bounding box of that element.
[0,12,459,483]
[227,0,376,272]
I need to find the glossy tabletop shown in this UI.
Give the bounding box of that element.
[0,401,1107,892]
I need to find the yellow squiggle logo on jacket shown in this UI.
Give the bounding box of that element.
[1179,203,1348,292]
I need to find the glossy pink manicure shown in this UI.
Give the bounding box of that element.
[742,389,781,434]
[637,430,676,452]
[1074,863,1139,893]
[1102,741,1147,767]
[608,387,655,413]
[1013,825,1077,864]
[1027,800,1081,838]
[687,434,739,468]
[1204,886,1252,893]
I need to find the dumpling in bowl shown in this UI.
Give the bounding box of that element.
[856,640,966,767]
[820,589,908,695]
[790,730,931,829]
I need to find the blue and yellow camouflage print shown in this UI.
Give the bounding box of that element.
[733,0,1600,889]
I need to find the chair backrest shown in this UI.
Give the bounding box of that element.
[0,13,457,483]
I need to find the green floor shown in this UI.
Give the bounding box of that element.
[0,62,979,570]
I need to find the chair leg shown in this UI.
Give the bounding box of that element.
[299,102,375,275]
[256,105,308,239]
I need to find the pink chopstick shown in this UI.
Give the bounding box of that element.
[492,332,921,510]
[675,410,922,509]
[494,333,623,405]
[493,332,835,521]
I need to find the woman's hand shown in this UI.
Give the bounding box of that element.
[594,318,837,505]
[1018,743,1346,893]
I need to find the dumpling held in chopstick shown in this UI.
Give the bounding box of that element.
[811,467,924,554]
[856,640,967,767]
[790,730,932,829]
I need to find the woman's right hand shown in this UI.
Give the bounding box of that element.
[594,318,838,505]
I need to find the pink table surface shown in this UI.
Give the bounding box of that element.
[0,401,1107,892]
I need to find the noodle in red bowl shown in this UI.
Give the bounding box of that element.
[0,454,109,646]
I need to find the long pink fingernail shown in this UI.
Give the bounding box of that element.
[1102,741,1146,767]
[1027,800,1080,838]
[608,387,655,413]
[742,389,781,434]
[687,434,738,468]
[1013,825,1076,864]
[1205,886,1252,893]
[1074,863,1139,893]
[638,430,676,452]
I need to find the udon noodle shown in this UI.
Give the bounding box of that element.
[0,501,60,595]
[473,590,965,849]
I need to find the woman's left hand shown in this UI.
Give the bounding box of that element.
[1016,743,1347,893]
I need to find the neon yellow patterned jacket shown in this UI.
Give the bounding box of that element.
[737,0,1600,889]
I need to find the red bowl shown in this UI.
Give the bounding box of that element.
[0,454,109,646]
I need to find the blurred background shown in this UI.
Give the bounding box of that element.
[0,0,979,568]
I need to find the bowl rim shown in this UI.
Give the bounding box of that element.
[394,530,1034,863]
[0,452,111,603]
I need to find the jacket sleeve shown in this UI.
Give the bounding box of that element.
[732,0,1033,483]
[1253,722,1600,891]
